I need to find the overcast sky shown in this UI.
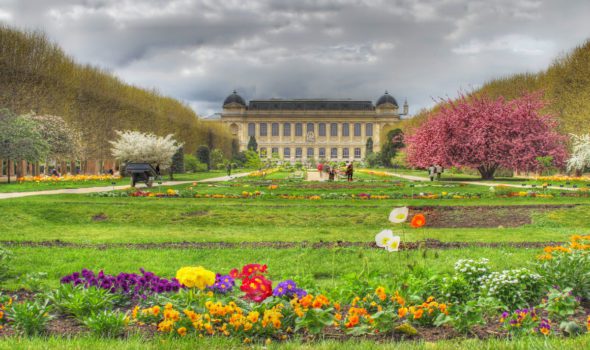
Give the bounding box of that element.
[1,0,590,117]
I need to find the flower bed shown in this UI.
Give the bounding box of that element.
[16,174,121,183]
[1,236,590,343]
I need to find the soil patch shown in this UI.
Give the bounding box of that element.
[91,213,108,222]
[181,210,209,217]
[0,239,562,251]
[409,205,577,228]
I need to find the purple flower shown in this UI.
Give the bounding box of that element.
[209,274,235,294]
[273,280,306,298]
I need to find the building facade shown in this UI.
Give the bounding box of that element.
[220,91,407,162]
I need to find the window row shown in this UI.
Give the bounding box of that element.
[248,123,373,137]
[259,147,362,159]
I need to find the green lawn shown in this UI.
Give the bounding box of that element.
[0,173,588,348]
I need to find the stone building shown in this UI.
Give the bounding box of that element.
[220,91,407,162]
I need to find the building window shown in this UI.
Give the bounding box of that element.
[295,123,303,136]
[271,147,279,156]
[342,123,349,137]
[330,123,338,137]
[354,148,361,158]
[319,148,326,158]
[318,123,326,137]
[354,123,361,137]
[331,147,338,159]
[307,148,314,158]
[366,123,373,137]
[260,147,267,157]
[307,123,314,134]
[259,123,267,137]
[295,147,302,158]
[283,123,291,137]
[248,123,255,137]
[271,123,279,136]
[342,148,349,158]
[283,147,291,158]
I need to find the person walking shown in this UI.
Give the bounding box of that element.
[428,164,435,181]
[435,164,443,181]
[328,166,335,181]
[226,163,232,177]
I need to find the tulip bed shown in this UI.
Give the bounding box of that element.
[2,173,590,348]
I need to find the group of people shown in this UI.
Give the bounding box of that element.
[427,164,444,181]
[317,161,354,182]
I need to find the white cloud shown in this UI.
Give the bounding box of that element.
[0,9,13,22]
[452,34,555,56]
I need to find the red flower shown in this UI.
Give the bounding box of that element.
[410,214,426,228]
[229,268,240,278]
[240,264,267,278]
[241,275,272,302]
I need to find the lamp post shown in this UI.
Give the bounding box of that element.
[3,140,10,184]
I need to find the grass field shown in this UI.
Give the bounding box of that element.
[1,170,589,348]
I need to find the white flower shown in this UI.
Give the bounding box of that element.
[375,230,394,248]
[389,207,409,223]
[385,235,401,252]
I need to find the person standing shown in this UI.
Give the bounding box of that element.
[435,164,443,181]
[346,162,354,182]
[328,166,335,181]
[317,162,324,178]
[226,163,232,177]
[428,165,435,181]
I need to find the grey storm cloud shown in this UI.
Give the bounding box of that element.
[1,0,590,116]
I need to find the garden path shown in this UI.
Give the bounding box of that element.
[384,171,580,192]
[0,172,251,200]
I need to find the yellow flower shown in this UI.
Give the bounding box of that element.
[177,327,187,336]
[176,266,216,289]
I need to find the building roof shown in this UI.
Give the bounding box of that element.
[223,90,246,106]
[248,99,374,111]
[376,91,398,107]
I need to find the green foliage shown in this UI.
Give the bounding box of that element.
[364,152,382,168]
[247,136,258,152]
[46,284,118,320]
[448,300,485,334]
[209,149,225,170]
[170,146,185,176]
[82,310,127,338]
[537,250,590,300]
[539,287,580,321]
[184,154,206,173]
[195,145,211,170]
[294,307,334,335]
[8,299,52,337]
[365,137,373,155]
[244,150,262,169]
[0,110,49,168]
[380,129,404,167]
[16,272,48,292]
[0,246,13,281]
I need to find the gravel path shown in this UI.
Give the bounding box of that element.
[0,172,251,200]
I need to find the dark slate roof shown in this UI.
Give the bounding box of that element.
[223,90,246,106]
[248,99,374,111]
[376,91,398,107]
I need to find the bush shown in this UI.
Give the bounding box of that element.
[184,155,208,173]
[46,284,118,320]
[83,310,127,338]
[210,149,225,170]
[8,300,52,337]
[537,249,590,300]
[195,145,211,170]
[478,268,543,308]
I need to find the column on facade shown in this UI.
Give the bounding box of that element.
[374,123,381,152]
[338,122,342,144]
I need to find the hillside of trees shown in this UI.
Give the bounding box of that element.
[402,39,590,136]
[0,26,233,160]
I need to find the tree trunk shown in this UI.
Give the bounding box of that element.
[477,164,498,180]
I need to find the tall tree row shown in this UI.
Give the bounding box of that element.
[0,26,233,159]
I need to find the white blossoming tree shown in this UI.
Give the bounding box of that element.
[566,134,590,175]
[110,130,182,170]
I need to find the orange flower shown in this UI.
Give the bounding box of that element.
[177,327,187,336]
[410,214,426,228]
[412,308,424,319]
[398,307,408,318]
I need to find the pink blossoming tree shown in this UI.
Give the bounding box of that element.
[406,93,567,179]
